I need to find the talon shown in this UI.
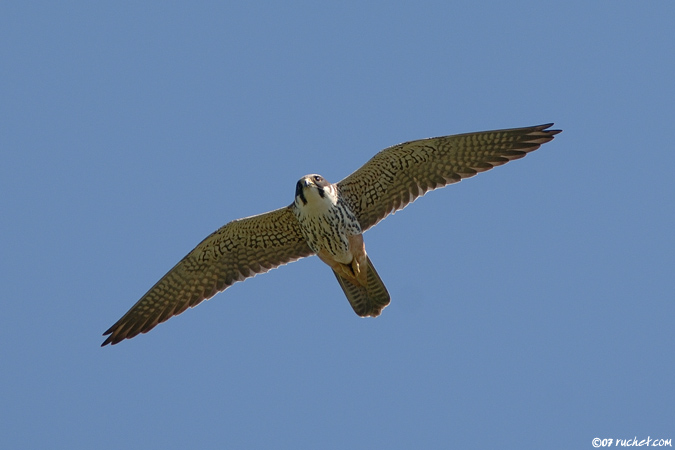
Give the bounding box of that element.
[351,257,367,287]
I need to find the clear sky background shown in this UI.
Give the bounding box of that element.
[2,2,674,449]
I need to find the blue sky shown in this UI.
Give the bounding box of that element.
[2,1,674,449]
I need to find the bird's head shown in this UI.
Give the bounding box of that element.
[294,174,337,209]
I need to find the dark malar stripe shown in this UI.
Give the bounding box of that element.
[295,180,307,205]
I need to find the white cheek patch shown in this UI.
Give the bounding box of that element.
[305,186,337,208]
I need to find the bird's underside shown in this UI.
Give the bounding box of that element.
[102,123,561,346]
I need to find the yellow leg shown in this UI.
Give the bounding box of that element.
[348,234,368,287]
[316,234,369,288]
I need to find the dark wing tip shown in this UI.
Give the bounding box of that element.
[101,333,114,347]
[101,324,126,347]
[101,314,165,346]
[535,123,562,136]
[519,123,562,148]
[100,315,150,346]
[100,329,144,347]
[101,323,116,346]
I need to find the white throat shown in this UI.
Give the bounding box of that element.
[296,184,337,216]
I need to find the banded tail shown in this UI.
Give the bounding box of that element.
[333,256,390,317]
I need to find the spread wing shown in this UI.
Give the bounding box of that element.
[337,123,561,231]
[102,206,313,346]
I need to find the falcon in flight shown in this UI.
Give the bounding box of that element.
[102,123,561,346]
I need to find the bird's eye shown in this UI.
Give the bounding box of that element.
[313,175,322,182]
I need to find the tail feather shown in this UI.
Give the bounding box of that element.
[333,256,390,317]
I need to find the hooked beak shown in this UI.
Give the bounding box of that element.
[295,178,309,205]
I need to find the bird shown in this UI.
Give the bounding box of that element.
[102,123,561,346]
